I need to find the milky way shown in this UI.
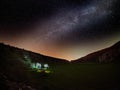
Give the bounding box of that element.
[0,0,120,60]
[42,0,116,43]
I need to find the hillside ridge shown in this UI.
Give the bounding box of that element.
[72,41,120,63]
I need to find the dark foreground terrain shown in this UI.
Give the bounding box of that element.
[0,43,120,90]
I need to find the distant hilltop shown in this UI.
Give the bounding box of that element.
[0,42,69,65]
[72,41,120,63]
[0,41,120,64]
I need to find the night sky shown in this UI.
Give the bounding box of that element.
[0,0,120,60]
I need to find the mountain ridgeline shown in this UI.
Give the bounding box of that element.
[0,41,120,65]
[0,43,69,65]
[72,41,120,63]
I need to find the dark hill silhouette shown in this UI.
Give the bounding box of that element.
[0,43,69,64]
[0,43,69,90]
[72,41,120,63]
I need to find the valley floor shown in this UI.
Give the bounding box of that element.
[0,63,120,90]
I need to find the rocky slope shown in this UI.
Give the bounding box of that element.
[72,41,120,63]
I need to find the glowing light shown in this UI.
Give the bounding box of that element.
[45,70,51,74]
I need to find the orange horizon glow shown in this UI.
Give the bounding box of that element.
[0,31,120,61]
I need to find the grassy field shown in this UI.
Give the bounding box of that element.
[29,63,120,90]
